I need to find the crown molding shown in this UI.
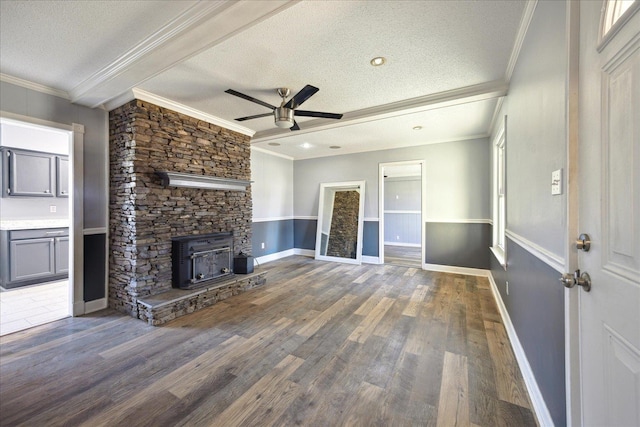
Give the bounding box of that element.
[0,73,70,100]
[132,88,254,137]
[488,96,506,137]
[505,0,538,83]
[252,80,508,143]
[68,0,297,109]
[250,145,294,160]
[487,0,536,143]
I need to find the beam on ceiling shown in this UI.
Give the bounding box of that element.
[251,80,509,143]
[70,0,298,109]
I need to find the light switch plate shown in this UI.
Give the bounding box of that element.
[551,169,562,195]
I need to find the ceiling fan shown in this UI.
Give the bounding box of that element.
[225,85,343,131]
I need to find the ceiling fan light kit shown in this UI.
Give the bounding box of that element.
[225,84,343,131]
[274,107,294,128]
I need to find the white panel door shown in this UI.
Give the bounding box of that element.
[578,2,640,426]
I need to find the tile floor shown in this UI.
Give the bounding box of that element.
[0,280,70,336]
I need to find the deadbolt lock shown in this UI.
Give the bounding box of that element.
[576,233,591,252]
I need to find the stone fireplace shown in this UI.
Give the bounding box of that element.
[109,99,264,323]
[172,232,234,289]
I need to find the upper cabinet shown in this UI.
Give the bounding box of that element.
[1,148,67,198]
[56,156,69,197]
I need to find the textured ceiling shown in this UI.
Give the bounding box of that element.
[0,0,198,91]
[142,0,522,117]
[0,0,528,159]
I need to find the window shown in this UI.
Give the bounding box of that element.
[599,0,638,48]
[492,118,506,266]
[603,0,636,35]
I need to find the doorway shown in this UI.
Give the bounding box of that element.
[0,118,73,336]
[566,1,640,425]
[379,161,425,268]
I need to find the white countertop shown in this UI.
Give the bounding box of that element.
[0,219,70,230]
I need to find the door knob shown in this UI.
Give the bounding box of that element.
[560,269,591,292]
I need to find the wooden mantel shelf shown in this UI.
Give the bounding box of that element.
[156,171,251,191]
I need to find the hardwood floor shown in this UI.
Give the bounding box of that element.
[0,256,537,427]
[384,245,422,268]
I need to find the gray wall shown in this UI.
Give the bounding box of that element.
[491,238,565,426]
[1,80,109,301]
[252,219,293,258]
[489,1,568,425]
[425,222,490,269]
[251,149,293,220]
[250,149,295,257]
[293,138,490,267]
[501,2,567,258]
[294,138,490,221]
[1,81,108,229]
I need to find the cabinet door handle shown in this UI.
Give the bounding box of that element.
[45,231,65,234]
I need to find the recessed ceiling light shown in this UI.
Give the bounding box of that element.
[370,56,386,66]
[301,142,312,149]
[329,146,341,149]
[413,126,423,131]
[268,142,281,146]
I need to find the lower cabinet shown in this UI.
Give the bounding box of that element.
[0,228,69,289]
[10,237,55,282]
[55,236,69,274]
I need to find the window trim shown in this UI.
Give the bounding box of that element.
[598,0,639,51]
[491,117,507,269]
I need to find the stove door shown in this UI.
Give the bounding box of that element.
[191,247,231,283]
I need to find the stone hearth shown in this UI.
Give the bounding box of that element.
[109,99,261,323]
[137,270,266,326]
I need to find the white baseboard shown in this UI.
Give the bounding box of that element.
[254,249,296,266]
[383,242,421,247]
[84,298,107,314]
[423,263,490,277]
[72,301,85,316]
[256,248,380,265]
[293,248,315,257]
[487,273,554,427]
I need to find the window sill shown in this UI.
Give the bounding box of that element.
[490,246,507,270]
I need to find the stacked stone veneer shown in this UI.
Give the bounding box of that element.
[109,99,253,319]
[327,190,360,258]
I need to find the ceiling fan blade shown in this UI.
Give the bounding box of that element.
[290,121,300,131]
[284,85,319,109]
[235,112,273,122]
[225,89,276,110]
[295,110,343,120]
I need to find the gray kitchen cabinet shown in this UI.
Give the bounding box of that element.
[55,236,69,274]
[10,237,55,282]
[1,148,56,197]
[56,156,69,197]
[0,228,69,289]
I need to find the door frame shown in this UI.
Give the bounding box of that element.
[566,1,640,425]
[378,160,426,268]
[0,111,85,316]
[564,1,582,425]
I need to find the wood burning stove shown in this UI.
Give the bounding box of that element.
[172,232,234,289]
